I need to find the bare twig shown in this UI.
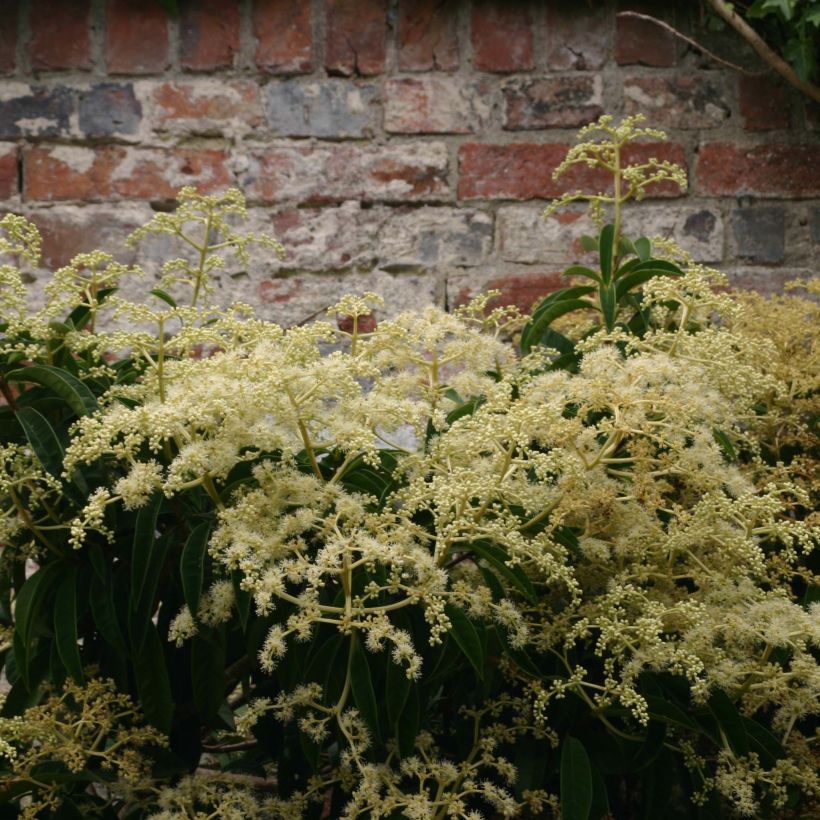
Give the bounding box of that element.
[704,0,820,103]
[617,10,767,76]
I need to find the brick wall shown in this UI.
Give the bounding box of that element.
[1,0,819,323]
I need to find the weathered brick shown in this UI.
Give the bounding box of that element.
[180,0,239,70]
[732,207,785,263]
[615,4,676,67]
[106,0,169,74]
[471,0,533,73]
[621,205,724,263]
[245,142,450,204]
[458,142,686,201]
[31,0,92,70]
[546,0,608,70]
[379,206,493,268]
[0,144,18,200]
[497,206,598,265]
[696,143,820,197]
[27,205,145,267]
[385,77,489,134]
[739,76,791,131]
[502,76,603,130]
[263,80,378,138]
[148,80,261,133]
[806,102,820,130]
[78,83,142,138]
[325,0,386,76]
[723,266,811,295]
[448,270,565,313]
[0,85,73,139]
[253,0,312,74]
[397,0,459,71]
[623,76,729,128]
[0,7,18,75]
[24,145,232,202]
[810,207,820,244]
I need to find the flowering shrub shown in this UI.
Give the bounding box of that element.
[0,116,818,819]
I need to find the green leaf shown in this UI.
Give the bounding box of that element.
[561,736,593,820]
[130,493,164,613]
[6,365,98,416]
[349,635,381,744]
[180,523,211,616]
[784,33,817,82]
[599,224,615,283]
[386,657,412,728]
[53,568,83,683]
[395,683,420,757]
[742,718,785,767]
[90,573,127,654]
[562,265,602,285]
[646,695,701,733]
[599,282,617,331]
[634,237,651,261]
[16,406,65,480]
[580,234,599,252]
[133,621,173,734]
[444,604,484,680]
[615,264,683,301]
[713,428,738,463]
[191,628,226,721]
[618,236,636,258]
[13,563,64,690]
[150,288,178,308]
[522,298,596,355]
[469,540,537,603]
[446,396,485,426]
[708,689,749,756]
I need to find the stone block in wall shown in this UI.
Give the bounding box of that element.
[23,145,233,202]
[696,143,820,197]
[325,0,386,76]
[615,3,677,67]
[147,80,262,134]
[738,76,791,131]
[502,76,603,130]
[245,142,450,204]
[263,80,378,138]
[106,0,170,75]
[723,267,814,296]
[397,0,459,72]
[546,0,609,71]
[810,207,820,245]
[448,270,566,313]
[253,0,313,74]
[732,207,785,264]
[459,142,686,201]
[471,0,534,73]
[385,77,490,134]
[0,84,73,139]
[180,0,240,71]
[620,205,724,263]
[30,0,92,71]
[497,206,598,265]
[78,84,142,138]
[623,76,730,128]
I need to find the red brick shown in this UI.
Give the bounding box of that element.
[325,0,386,76]
[0,144,18,199]
[623,75,729,128]
[471,1,533,73]
[397,0,458,71]
[28,208,140,267]
[24,145,232,202]
[0,7,18,75]
[246,142,449,204]
[253,0,312,74]
[458,142,686,201]
[180,0,240,70]
[615,5,676,67]
[150,80,262,131]
[503,77,603,130]
[696,143,820,198]
[106,0,169,74]
[31,0,92,70]
[452,272,565,313]
[546,0,609,70]
[739,76,791,131]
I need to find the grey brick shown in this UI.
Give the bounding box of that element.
[0,85,73,139]
[78,83,142,137]
[263,80,378,138]
[732,207,785,264]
